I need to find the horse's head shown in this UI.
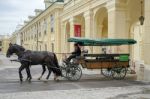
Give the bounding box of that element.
[6,43,25,57]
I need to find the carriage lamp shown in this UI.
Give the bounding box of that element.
[139,16,144,25]
[139,0,145,25]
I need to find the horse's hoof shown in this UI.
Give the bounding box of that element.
[46,77,49,80]
[54,77,60,82]
[54,78,56,81]
[38,76,42,80]
[37,78,41,80]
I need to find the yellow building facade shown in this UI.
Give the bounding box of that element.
[1,36,10,54]
[17,0,150,68]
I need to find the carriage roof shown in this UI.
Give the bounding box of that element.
[68,37,137,46]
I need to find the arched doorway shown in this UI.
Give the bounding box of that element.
[93,7,108,53]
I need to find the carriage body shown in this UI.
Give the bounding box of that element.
[63,37,136,80]
[78,54,129,69]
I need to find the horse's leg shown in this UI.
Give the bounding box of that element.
[26,66,32,82]
[46,67,52,80]
[25,68,30,81]
[38,65,46,80]
[19,65,26,83]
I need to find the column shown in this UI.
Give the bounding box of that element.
[107,1,128,38]
[84,10,93,38]
[143,0,150,64]
[69,17,76,51]
[84,10,94,53]
[107,1,128,53]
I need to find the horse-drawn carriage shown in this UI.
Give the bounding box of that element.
[6,37,136,83]
[61,37,136,81]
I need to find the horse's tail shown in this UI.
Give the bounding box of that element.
[53,53,62,76]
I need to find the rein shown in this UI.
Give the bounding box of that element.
[10,59,32,63]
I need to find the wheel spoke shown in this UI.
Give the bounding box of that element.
[66,66,82,81]
[101,68,112,77]
[112,67,127,80]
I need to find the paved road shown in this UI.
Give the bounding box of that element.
[0,54,150,99]
[0,66,146,93]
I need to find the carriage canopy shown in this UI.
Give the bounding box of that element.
[68,37,137,46]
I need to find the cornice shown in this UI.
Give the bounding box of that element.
[61,0,108,21]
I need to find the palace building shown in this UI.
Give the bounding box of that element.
[9,0,150,80]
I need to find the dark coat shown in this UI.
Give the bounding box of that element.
[71,46,81,56]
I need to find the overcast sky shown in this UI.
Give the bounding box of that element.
[0,0,45,35]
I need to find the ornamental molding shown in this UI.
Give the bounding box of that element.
[61,0,107,21]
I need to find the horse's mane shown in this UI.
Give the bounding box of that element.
[13,44,25,51]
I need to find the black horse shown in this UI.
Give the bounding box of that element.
[6,43,62,83]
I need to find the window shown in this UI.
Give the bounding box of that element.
[40,45,41,51]
[51,43,54,52]
[43,19,47,31]
[45,44,47,51]
[31,35,33,39]
[0,41,2,46]
[50,15,54,33]
[39,32,41,37]
[35,34,36,39]
[44,30,47,35]
[51,28,54,33]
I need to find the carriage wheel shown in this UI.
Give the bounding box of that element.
[60,63,68,78]
[111,67,127,80]
[66,65,82,81]
[101,68,112,77]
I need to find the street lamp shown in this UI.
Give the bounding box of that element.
[139,0,144,25]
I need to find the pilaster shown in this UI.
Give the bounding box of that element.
[107,0,128,53]
[143,0,150,64]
